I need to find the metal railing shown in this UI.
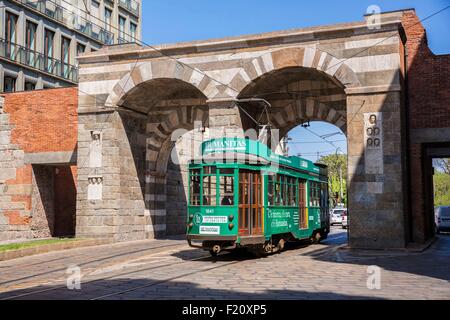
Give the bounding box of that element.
[118,37,138,44]
[118,0,140,16]
[11,0,115,45]
[0,38,78,83]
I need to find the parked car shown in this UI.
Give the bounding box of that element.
[435,206,450,234]
[341,210,348,229]
[330,208,346,225]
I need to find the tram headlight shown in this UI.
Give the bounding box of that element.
[228,223,234,230]
[188,222,194,228]
[228,214,234,221]
[189,214,194,220]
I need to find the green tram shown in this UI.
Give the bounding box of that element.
[187,138,330,256]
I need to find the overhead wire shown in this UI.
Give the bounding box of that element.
[3,3,448,165]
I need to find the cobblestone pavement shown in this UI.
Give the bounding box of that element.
[0,227,449,300]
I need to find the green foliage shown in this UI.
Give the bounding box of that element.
[434,172,450,206]
[317,153,347,205]
[0,238,80,252]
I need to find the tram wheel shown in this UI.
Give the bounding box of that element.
[209,250,218,257]
[277,239,286,252]
[312,232,322,244]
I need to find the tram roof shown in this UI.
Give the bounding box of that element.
[198,138,322,174]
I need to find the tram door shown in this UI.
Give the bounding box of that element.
[298,180,308,229]
[238,170,263,236]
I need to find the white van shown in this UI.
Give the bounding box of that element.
[435,206,450,234]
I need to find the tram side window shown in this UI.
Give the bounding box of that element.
[309,181,320,207]
[219,173,234,206]
[286,176,297,207]
[275,175,283,206]
[268,175,274,206]
[190,169,201,206]
[203,173,217,206]
[320,183,328,209]
[268,174,297,207]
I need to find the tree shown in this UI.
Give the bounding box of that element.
[433,158,450,174]
[317,153,347,206]
[434,172,450,206]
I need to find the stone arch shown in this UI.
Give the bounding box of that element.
[145,106,209,237]
[270,98,347,138]
[146,107,209,174]
[105,60,222,108]
[229,47,360,96]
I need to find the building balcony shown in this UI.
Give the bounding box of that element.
[118,0,140,17]
[118,37,139,45]
[11,0,115,45]
[0,38,78,83]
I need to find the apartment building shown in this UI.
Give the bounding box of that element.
[0,0,142,92]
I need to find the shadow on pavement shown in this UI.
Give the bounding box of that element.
[0,276,384,300]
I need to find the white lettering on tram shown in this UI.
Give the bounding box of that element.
[199,226,221,235]
[202,216,228,224]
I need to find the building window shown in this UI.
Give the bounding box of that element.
[5,12,18,43]
[119,15,126,41]
[61,37,71,77]
[76,43,86,56]
[104,8,112,31]
[5,12,18,59]
[44,29,55,72]
[4,76,16,93]
[91,0,100,19]
[25,21,37,66]
[25,81,36,91]
[25,21,37,50]
[130,22,137,41]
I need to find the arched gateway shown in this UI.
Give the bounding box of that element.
[76,12,409,248]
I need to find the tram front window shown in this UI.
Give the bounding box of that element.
[203,174,216,206]
[219,169,234,206]
[190,169,201,206]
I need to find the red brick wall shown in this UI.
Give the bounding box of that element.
[403,11,450,243]
[403,12,450,129]
[2,87,78,153]
[0,88,78,239]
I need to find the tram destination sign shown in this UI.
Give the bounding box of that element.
[201,138,320,173]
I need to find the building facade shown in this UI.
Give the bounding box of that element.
[0,0,142,93]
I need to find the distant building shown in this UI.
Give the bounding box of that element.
[0,0,142,92]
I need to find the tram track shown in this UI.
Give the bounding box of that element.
[90,243,341,300]
[0,238,343,300]
[0,241,189,292]
[0,250,233,300]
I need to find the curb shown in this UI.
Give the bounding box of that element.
[336,237,438,254]
[0,238,114,262]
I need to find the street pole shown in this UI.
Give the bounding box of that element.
[339,165,343,204]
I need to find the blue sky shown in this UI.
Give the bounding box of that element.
[142,1,450,161]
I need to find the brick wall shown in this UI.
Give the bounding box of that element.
[3,87,78,153]
[0,88,78,241]
[403,11,450,130]
[403,11,450,243]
